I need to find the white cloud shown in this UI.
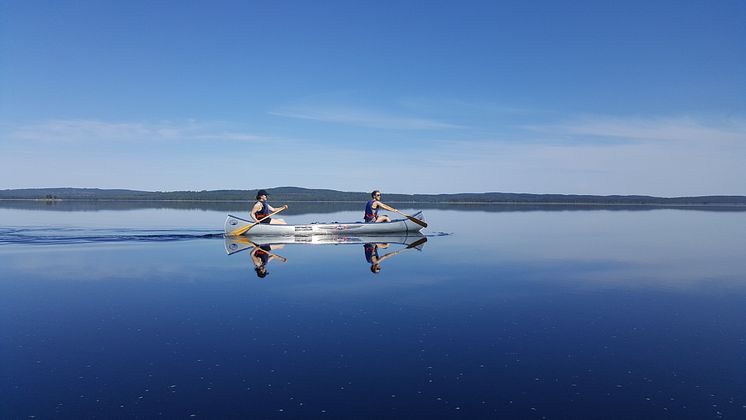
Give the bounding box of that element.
[2,119,271,143]
[1,113,744,195]
[270,107,465,130]
[523,115,746,143]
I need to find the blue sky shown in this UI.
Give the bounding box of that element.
[1,0,744,195]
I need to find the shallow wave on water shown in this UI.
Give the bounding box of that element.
[0,227,224,245]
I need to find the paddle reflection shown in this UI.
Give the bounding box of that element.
[224,233,427,277]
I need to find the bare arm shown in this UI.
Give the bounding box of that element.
[375,249,401,264]
[268,254,288,263]
[251,245,288,263]
[267,204,289,212]
[264,245,288,262]
[374,201,397,212]
[250,202,263,222]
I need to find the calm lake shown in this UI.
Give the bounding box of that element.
[2,202,745,419]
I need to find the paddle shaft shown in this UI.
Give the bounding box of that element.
[381,203,427,227]
[230,206,287,236]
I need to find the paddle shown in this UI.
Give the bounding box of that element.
[229,205,288,236]
[383,205,428,228]
[405,237,428,249]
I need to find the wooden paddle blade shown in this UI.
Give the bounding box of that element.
[407,215,428,228]
[230,222,257,236]
[406,237,428,249]
[392,208,427,228]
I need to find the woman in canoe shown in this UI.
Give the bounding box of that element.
[364,190,398,223]
[252,189,287,225]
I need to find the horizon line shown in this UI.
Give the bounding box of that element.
[1,186,745,199]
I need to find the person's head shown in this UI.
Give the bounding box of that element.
[370,263,381,273]
[256,189,269,201]
[371,190,381,199]
[255,266,268,278]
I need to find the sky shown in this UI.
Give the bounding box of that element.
[1,0,744,196]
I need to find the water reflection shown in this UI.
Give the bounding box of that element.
[3,206,746,419]
[227,236,289,278]
[365,236,427,273]
[225,233,427,276]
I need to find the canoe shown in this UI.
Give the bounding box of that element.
[224,232,427,255]
[224,211,426,236]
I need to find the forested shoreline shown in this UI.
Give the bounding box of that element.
[1,187,745,205]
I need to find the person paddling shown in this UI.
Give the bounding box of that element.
[251,189,288,225]
[364,190,398,223]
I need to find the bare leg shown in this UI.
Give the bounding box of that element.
[269,218,287,225]
[376,215,391,223]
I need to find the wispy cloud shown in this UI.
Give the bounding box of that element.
[270,107,466,130]
[2,113,744,195]
[395,97,545,117]
[2,119,272,143]
[523,116,746,143]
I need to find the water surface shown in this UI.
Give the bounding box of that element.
[1,204,745,418]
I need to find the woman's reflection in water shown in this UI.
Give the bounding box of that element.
[250,244,287,278]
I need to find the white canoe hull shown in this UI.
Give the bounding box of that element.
[224,211,426,236]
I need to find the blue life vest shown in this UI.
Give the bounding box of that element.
[364,243,378,263]
[254,201,270,223]
[364,200,377,222]
[255,245,271,264]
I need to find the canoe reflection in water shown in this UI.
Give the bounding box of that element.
[224,233,427,277]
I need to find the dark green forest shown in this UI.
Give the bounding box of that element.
[1,187,745,205]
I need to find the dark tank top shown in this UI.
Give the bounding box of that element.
[364,200,377,222]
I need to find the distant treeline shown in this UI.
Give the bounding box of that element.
[1,187,745,205]
[3,200,745,214]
